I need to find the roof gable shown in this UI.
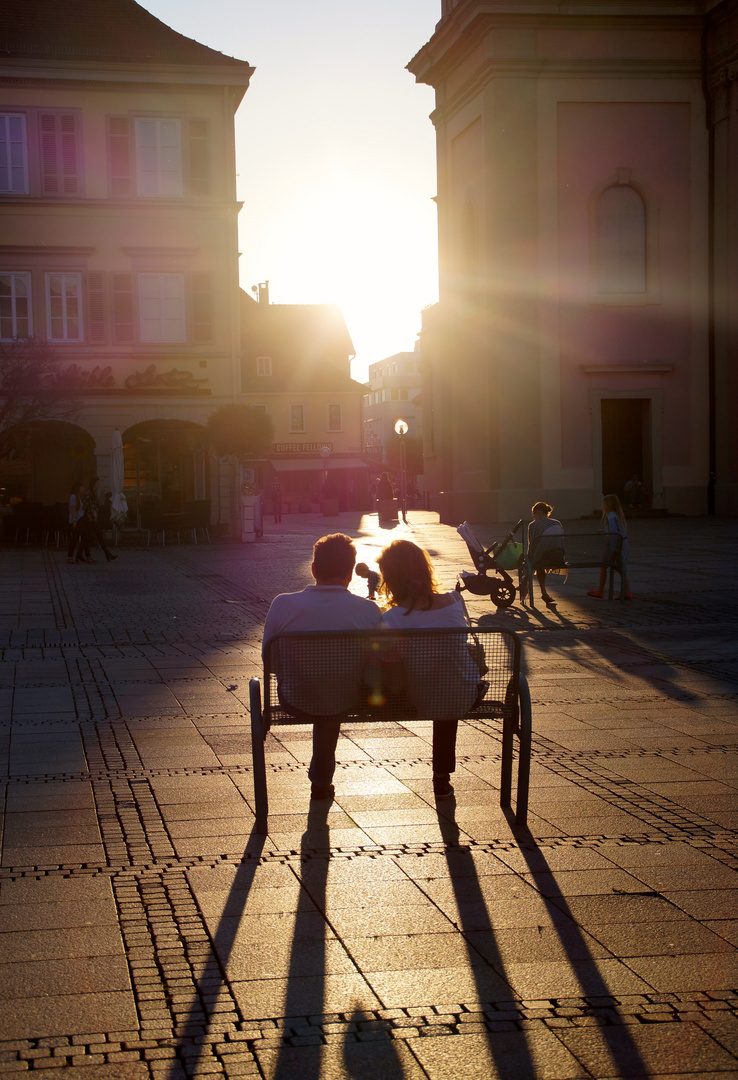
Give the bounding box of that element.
[0,0,252,71]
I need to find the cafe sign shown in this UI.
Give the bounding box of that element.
[272,442,333,454]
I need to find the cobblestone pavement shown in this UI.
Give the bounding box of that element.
[0,510,736,1079]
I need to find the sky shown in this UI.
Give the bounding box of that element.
[137,0,441,383]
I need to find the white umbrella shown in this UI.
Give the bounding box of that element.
[110,428,128,522]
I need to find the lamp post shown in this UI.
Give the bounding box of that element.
[394,419,408,523]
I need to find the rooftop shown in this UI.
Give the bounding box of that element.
[0,0,252,70]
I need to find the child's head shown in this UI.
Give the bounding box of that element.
[355,562,370,579]
[602,493,626,524]
[531,501,553,518]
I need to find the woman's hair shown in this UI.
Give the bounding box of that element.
[531,501,552,516]
[602,493,627,529]
[377,539,440,613]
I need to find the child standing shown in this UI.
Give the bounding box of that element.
[355,562,380,600]
[588,494,632,599]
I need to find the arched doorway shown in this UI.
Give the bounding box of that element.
[123,420,209,521]
[0,420,95,506]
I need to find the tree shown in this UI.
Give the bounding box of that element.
[206,404,275,461]
[0,338,81,457]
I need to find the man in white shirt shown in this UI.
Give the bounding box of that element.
[262,533,381,801]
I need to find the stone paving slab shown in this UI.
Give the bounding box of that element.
[0,511,736,1077]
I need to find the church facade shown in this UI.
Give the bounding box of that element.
[409,0,737,521]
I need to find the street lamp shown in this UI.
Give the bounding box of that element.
[394,419,408,523]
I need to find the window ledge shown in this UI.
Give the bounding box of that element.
[581,363,674,373]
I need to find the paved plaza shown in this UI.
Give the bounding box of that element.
[0,510,737,1079]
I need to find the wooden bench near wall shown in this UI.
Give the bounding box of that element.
[249,627,532,835]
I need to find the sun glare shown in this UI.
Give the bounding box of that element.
[239,169,437,379]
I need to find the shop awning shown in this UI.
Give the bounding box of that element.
[269,457,368,473]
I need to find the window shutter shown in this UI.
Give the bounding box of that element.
[87,272,106,343]
[40,112,79,195]
[108,117,131,196]
[111,273,134,343]
[188,119,208,196]
[191,273,212,342]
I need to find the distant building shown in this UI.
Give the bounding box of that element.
[409,0,738,522]
[241,291,369,511]
[363,347,422,464]
[0,0,252,526]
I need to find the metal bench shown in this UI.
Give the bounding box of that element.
[525,532,626,605]
[249,627,532,834]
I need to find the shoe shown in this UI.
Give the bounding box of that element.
[433,773,454,801]
[618,592,634,601]
[66,557,74,564]
[310,783,335,801]
[541,593,556,606]
[106,554,118,562]
[587,589,604,598]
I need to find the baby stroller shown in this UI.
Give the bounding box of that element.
[456,520,525,608]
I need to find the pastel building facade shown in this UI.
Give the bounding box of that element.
[240,291,369,511]
[409,0,738,522]
[0,0,252,526]
[362,348,423,463]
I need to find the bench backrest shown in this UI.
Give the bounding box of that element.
[554,531,624,567]
[263,627,521,725]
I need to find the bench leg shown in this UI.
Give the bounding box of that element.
[249,678,269,834]
[523,556,535,609]
[500,715,514,809]
[515,673,532,827]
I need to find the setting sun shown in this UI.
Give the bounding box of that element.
[239,169,437,378]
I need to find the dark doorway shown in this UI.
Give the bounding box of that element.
[601,398,651,501]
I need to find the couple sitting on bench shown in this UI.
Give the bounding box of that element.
[262,533,480,804]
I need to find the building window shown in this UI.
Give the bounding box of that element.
[0,114,28,194]
[135,118,183,197]
[0,272,32,339]
[46,273,83,341]
[256,356,272,376]
[327,404,342,431]
[596,185,646,294]
[108,116,206,198]
[290,404,305,433]
[139,273,186,342]
[40,111,82,196]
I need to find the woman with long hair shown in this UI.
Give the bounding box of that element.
[377,539,480,800]
[588,493,632,599]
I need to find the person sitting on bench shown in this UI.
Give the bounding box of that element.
[262,533,381,802]
[377,539,480,802]
[526,501,565,607]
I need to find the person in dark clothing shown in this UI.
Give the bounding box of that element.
[81,477,118,562]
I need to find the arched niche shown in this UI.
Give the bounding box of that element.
[588,168,660,306]
[122,419,209,513]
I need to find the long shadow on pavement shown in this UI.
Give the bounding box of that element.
[169,828,266,1079]
[434,807,538,1079]
[509,817,652,1078]
[480,609,700,703]
[270,803,408,1080]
